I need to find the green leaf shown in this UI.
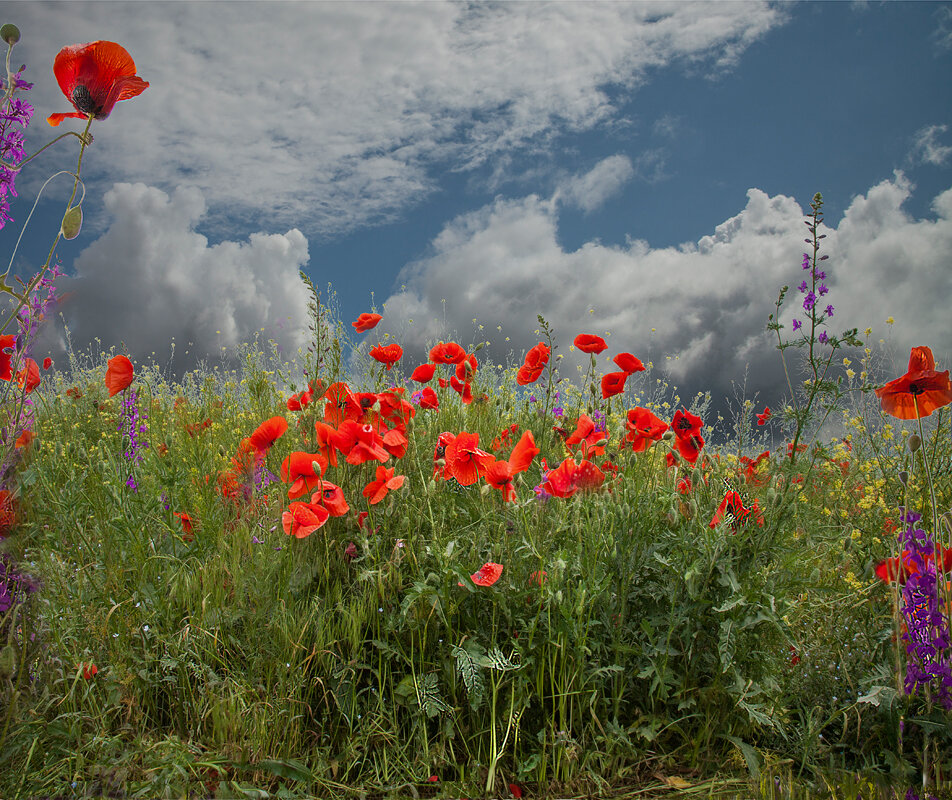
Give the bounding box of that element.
[724,735,761,780]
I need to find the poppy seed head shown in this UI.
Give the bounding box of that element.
[71,85,102,118]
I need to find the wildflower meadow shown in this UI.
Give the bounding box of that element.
[1,24,951,800]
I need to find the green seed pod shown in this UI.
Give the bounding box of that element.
[0,644,16,680]
[1,24,21,46]
[61,205,83,240]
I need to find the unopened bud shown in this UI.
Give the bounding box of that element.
[907,434,921,453]
[61,205,83,240]
[311,460,322,476]
[480,484,491,497]
[435,457,445,468]
[662,430,674,441]
[898,470,908,487]
[594,438,608,448]
[1,24,21,45]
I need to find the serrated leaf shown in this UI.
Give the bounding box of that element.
[481,647,521,671]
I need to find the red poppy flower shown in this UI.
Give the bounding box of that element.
[323,382,363,426]
[574,334,607,354]
[710,490,752,531]
[81,662,98,680]
[507,429,539,474]
[484,460,517,502]
[875,545,952,584]
[517,342,550,385]
[875,345,952,420]
[369,343,403,371]
[445,431,493,486]
[740,450,771,486]
[625,407,668,453]
[311,481,350,517]
[565,414,607,457]
[281,451,329,499]
[417,386,439,410]
[542,457,605,498]
[601,370,627,399]
[245,416,288,453]
[672,408,704,464]
[185,417,212,437]
[456,353,478,382]
[173,511,194,534]
[362,465,406,505]
[43,357,52,370]
[16,358,40,393]
[429,341,466,365]
[433,431,456,479]
[282,500,330,539]
[15,429,35,449]
[613,352,645,374]
[529,570,547,586]
[0,334,16,381]
[410,363,436,383]
[333,420,390,466]
[470,562,503,587]
[352,312,382,333]
[104,354,134,396]
[757,407,771,425]
[677,477,692,494]
[449,374,473,405]
[286,389,311,411]
[47,41,149,126]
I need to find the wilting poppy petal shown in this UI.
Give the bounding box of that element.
[48,41,148,125]
[104,355,134,396]
[16,358,40,394]
[352,312,382,333]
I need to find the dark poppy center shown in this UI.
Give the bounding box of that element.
[908,382,924,396]
[71,85,102,117]
[677,418,693,431]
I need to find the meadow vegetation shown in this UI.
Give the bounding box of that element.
[1,22,951,800]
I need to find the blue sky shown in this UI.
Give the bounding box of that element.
[2,1,951,425]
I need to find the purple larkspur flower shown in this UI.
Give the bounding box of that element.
[897,509,952,709]
[792,319,802,331]
[803,291,817,312]
[0,67,33,230]
[802,253,810,270]
[818,283,829,296]
[797,280,809,294]
[825,304,834,318]
[818,331,829,344]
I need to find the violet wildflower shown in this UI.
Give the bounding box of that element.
[802,291,817,312]
[818,331,829,345]
[117,389,148,492]
[802,253,810,270]
[818,283,829,296]
[897,509,952,709]
[797,280,809,293]
[0,65,33,231]
[792,319,802,332]
[825,304,834,318]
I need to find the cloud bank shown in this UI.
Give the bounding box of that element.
[15,1,785,236]
[34,183,310,375]
[380,170,952,423]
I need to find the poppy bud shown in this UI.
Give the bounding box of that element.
[435,458,445,468]
[427,479,436,493]
[61,205,83,240]
[662,430,674,441]
[480,484,491,497]
[594,438,608,448]
[898,470,908,487]
[907,434,921,453]
[311,460,322,476]
[1,24,20,45]
[0,644,15,679]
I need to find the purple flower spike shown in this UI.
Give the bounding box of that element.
[802,253,811,270]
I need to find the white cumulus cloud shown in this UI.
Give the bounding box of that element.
[32,183,311,375]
